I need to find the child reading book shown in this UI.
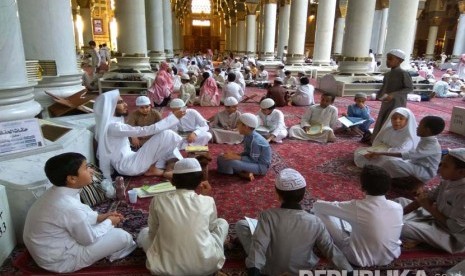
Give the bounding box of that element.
[340,93,375,142]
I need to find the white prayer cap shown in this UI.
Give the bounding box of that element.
[244,66,251,70]
[298,70,306,76]
[239,113,259,128]
[224,97,238,106]
[173,158,202,174]
[274,77,283,83]
[181,74,190,80]
[169,98,186,108]
[442,73,451,79]
[452,74,459,79]
[448,148,465,163]
[387,49,406,60]
[260,98,275,109]
[135,96,151,106]
[275,168,306,191]
[278,63,285,67]
[354,93,367,99]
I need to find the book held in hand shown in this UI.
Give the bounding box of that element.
[134,182,176,198]
[338,116,366,128]
[306,123,323,135]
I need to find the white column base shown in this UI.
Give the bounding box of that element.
[257,60,284,70]
[338,60,372,74]
[0,84,42,122]
[164,50,174,58]
[285,54,305,64]
[113,57,152,71]
[149,51,166,62]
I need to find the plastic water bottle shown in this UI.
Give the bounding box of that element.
[115,176,126,201]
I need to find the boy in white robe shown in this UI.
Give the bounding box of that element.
[210,97,243,144]
[235,168,353,275]
[180,74,197,106]
[313,165,403,267]
[222,72,244,102]
[288,93,338,143]
[366,116,445,183]
[169,98,212,149]
[94,90,185,180]
[283,70,298,88]
[396,148,465,253]
[23,153,136,273]
[137,158,229,275]
[256,98,288,143]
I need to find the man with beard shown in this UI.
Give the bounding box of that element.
[94,90,185,180]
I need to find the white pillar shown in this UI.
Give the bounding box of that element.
[376,8,389,57]
[146,0,165,62]
[452,12,465,60]
[72,9,83,50]
[257,7,264,57]
[370,9,382,54]
[312,0,337,66]
[237,19,247,55]
[0,0,41,121]
[18,0,84,112]
[225,23,231,52]
[261,2,278,60]
[114,0,150,70]
[162,0,174,58]
[277,0,291,60]
[246,13,257,57]
[425,25,439,59]
[338,0,376,73]
[380,0,419,71]
[231,19,237,54]
[332,16,345,55]
[173,18,181,55]
[81,8,93,45]
[286,0,308,63]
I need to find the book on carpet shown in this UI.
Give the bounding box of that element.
[186,145,209,152]
[134,182,176,198]
[255,125,271,133]
[338,116,366,128]
[306,123,323,135]
[245,216,258,235]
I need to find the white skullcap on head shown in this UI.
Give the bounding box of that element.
[452,74,459,79]
[354,93,367,99]
[260,98,275,109]
[169,98,186,108]
[274,77,283,83]
[224,97,238,106]
[244,66,251,70]
[135,96,151,106]
[173,158,202,174]
[239,113,259,128]
[442,73,451,79]
[448,148,465,163]
[275,168,306,191]
[181,74,190,80]
[387,49,406,60]
[298,71,306,75]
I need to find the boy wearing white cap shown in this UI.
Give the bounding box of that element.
[341,93,374,142]
[137,158,229,275]
[372,49,413,143]
[396,148,465,253]
[223,72,244,102]
[289,93,338,143]
[127,96,162,149]
[180,74,197,106]
[257,98,288,143]
[314,165,403,267]
[169,98,212,149]
[449,74,465,94]
[217,113,272,181]
[433,74,459,98]
[209,97,244,144]
[236,168,353,275]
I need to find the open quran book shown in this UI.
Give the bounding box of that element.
[338,116,366,128]
[134,182,176,198]
[186,145,209,153]
[306,123,323,135]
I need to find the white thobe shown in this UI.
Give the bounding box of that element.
[381,136,441,182]
[313,196,403,267]
[137,189,229,276]
[180,83,197,105]
[291,84,315,106]
[288,105,338,143]
[222,82,244,102]
[257,109,288,143]
[283,76,298,87]
[256,70,269,81]
[210,110,244,144]
[23,186,136,273]
[171,109,212,149]
[277,69,285,79]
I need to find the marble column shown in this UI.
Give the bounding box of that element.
[72,8,83,50]
[230,18,237,54]
[312,0,337,65]
[0,0,41,121]
[277,0,291,60]
[114,0,150,70]
[80,8,93,45]
[425,18,440,60]
[332,16,345,55]
[162,0,174,58]
[237,13,247,55]
[257,5,265,57]
[370,9,382,54]
[259,0,277,60]
[225,20,231,52]
[246,5,258,58]
[286,0,308,63]
[452,2,465,61]
[173,17,181,55]
[18,0,84,112]
[380,0,419,70]
[338,0,376,73]
[146,0,165,62]
[376,7,388,57]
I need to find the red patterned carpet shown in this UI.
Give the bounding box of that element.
[2,83,465,275]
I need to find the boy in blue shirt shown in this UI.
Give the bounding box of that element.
[341,93,375,142]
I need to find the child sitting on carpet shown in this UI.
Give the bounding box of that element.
[235,168,353,275]
[256,98,288,143]
[217,113,272,181]
[340,93,375,142]
[313,165,403,267]
[137,158,229,275]
[209,97,244,144]
[396,148,465,253]
[365,116,445,184]
[23,152,136,273]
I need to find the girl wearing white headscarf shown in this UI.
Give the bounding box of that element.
[354,107,419,168]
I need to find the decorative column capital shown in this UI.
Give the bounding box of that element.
[376,0,389,10]
[237,11,247,20]
[430,16,441,26]
[338,0,348,18]
[279,0,291,6]
[264,0,278,4]
[246,0,259,14]
[459,1,465,14]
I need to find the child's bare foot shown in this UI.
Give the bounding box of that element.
[144,165,164,176]
[402,239,421,249]
[238,171,255,181]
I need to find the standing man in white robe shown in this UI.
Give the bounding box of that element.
[94,90,185,180]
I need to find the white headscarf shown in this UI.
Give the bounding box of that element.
[94,89,121,179]
[373,107,419,149]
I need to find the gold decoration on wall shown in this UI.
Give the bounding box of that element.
[338,0,347,18]
[459,1,465,14]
